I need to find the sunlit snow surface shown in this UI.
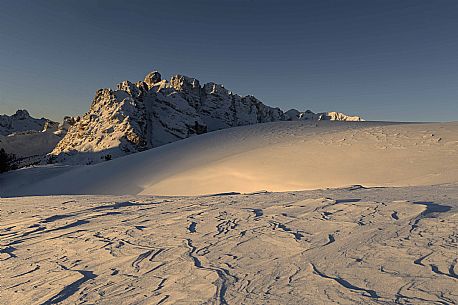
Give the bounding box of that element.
[1,120,458,304]
[2,121,458,197]
[1,184,457,304]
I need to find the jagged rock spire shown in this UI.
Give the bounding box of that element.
[144,71,162,88]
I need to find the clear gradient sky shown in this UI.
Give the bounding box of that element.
[1,0,457,122]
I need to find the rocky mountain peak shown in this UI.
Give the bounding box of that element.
[0,110,57,136]
[170,74,200,91]
[12,109,31,120]
[50,69,363,164]
[144,71,162,88]
[117,80,144,98]
[203,82,228,96]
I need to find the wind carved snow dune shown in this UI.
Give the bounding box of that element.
[1,121,458,197]
[0,184,457,304]
[0,122,458,196]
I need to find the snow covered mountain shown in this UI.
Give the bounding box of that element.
[285,109,363,121]
[0,112,74,167]
[50,70,363,164]
[0,110,57,136]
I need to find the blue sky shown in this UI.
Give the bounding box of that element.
[1,0,457,121]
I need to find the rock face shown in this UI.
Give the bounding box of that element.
[51,70,363,164]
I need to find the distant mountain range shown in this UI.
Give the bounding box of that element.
[0,70,363,166]
[0,110,73,167]
[0,109,54,136]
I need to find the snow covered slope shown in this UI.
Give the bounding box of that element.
[0,131,60,161]
[50,70,363,164]
[2,121,458,197]
[0,111,74,167]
